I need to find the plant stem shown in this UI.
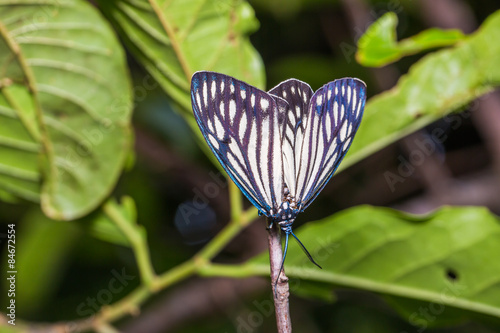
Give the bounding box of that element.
[229,181,243,222]
[103,200,156,288]
[153,260,197,290]
[93,322,120,333]
[199,262,267,278]
[7,193,260,333]
[267,220,292,333]
[197,185,257,261]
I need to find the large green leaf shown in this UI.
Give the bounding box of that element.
[0,0,133,219]
[235,206,500,320]
[96,0,265,112]
[356,12,465,67]
[340,9,500,171]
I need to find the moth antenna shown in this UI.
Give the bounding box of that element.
[290,231,322,269]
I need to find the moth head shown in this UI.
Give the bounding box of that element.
[273,200,299,223]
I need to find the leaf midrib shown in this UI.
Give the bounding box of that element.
[230,262,500,318]
[0,14,57,201]
[149,0,192,82]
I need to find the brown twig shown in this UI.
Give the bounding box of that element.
[267,220,291,333]
[417,0,500,184]
[401,132,453,196]
[418,0,476,33]
[395,169,500,214]
[339,0,459,205]
[122,277,267,333]
[471,92,500,179]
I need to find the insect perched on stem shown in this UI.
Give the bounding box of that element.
[191,71,366,286]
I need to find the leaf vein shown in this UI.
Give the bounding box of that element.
[36,84,108,124]
[10,22,101,37]
[0,135,39,152]
[0,163,39,181]
[16,36,111,55]
[27,58,108,85]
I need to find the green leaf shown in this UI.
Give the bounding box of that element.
[0,323,18,333]
[87,212,129,246]
[87,196,138,246]
[96,0,265,112]
[291,280,337,303]
[0,31,41,202]
[246,205,500,319]
[0,0,133,220]
[1,209,81,316]
[356,12,465,67]
[340,9,500,172]
[0,187,19,203]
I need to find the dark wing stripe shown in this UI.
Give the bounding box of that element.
[295,78,366,210]
[193,76,260,207]
[191,71,283,216]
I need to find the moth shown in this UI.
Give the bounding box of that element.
[191,71,366,278]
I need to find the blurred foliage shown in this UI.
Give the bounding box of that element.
[356,12,465,67]
[1,0,500,332]
[3,210,81,316]
[96,0,265,111]
[342,9,500,171]
[88,196,138,247]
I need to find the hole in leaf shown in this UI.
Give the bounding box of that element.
[446,269,459,281]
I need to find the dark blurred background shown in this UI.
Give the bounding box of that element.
[2,0,500,332]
